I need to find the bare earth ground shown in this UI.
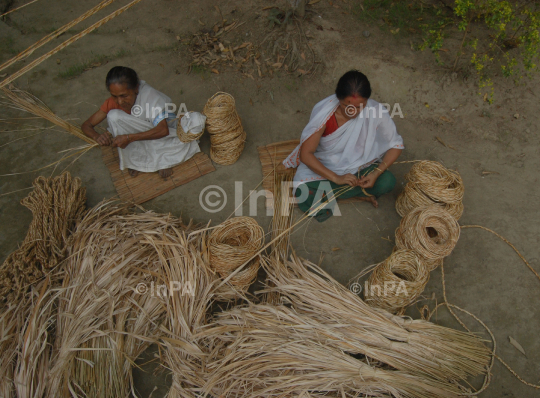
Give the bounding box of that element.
[1,0,539,397]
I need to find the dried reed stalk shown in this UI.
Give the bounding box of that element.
[365,249,430,313]
[47,202,180,398]
[258,255,491,392]
[0,0,116,73]
[203,92,246,165]
[395,204,460,270]
[396,160,464,219]
[202,303,480,398]
[0,0,145,89]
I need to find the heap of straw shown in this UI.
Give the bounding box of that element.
[0,172,86,302]
[396,160,464,219]
[208,216,264,290]
[365,249,430,313]
[199,254,490,397]
[203,92,246,165]
[395,204,460,271]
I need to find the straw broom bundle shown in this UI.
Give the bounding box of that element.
[202,304,477,398]
[259,255,490,392]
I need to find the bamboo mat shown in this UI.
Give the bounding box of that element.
[257,139,367,209]
[101,147,215,204]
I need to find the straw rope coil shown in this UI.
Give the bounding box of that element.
[203,92,246,165]
[395,204,460,270]
[0,172,86,302]
[177,123,204,143]
[396,160,464,219]
[219,257,260,289]
[208,216,264,288]
[365,249,430,313]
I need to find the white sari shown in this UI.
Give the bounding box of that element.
[107,80,200,173]
[284,95,404,189]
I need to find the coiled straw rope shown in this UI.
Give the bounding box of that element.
[365,249,430,313]
[203,92,246,165]
[395,204,460,270]
[396,160,464,219]
[208,217,264,289]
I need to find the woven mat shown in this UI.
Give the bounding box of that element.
[101,147,215,204]
[257,139,367,209]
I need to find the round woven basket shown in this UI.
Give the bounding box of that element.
[208,217,264,274]
[365,249,430,313]
[203,92,246,165]
[395,161,464,219]
[219,256,260,289]
[395,204,460,270]
[176,111,206,143]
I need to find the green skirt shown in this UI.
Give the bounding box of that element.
[294,163,396,222]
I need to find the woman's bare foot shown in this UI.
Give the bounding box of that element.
[158,168,173,179]
[360,196,378,208]
[128,168,140,177]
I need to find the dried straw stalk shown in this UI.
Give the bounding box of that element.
[258,255,491,393]
[0,0,116,73]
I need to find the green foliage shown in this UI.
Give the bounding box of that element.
[420,0,540,102]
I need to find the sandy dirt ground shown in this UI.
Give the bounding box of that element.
[1,0,539,397]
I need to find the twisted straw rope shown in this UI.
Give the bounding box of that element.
[395,205,460,270]
[203,92,246,165]
[365,249,430,313]
[208,217,264,288]
[219,257,260,289]
[0,172,86,302]
[396,161,464,219]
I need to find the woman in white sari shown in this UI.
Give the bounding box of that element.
[284,70,404,222]
[82,66,200,179]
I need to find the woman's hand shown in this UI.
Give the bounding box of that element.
[112,135,132,149]
[332,173,359,187]
[96,132,113,146]
[358,171,379,189]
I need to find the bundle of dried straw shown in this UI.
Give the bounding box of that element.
[199,254,490,397]
[365,249,430,313]
[203,92,246,165]
[208,216,264,290]
[396,160,464,219]
[395,204,460,270]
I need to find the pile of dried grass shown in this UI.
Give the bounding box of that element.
[396,161,464,220]
[198,254,490,397]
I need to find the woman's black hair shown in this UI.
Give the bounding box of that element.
[335,70,371,100]
[105,66,139,90]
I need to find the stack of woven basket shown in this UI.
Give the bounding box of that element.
[203,92,246,165]
[208,217,264,291]
[364,161,464,313]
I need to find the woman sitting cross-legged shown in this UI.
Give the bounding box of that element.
[283,70,404,222]
[82,66,200,179]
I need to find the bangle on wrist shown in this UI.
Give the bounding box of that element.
[375,167,384,174]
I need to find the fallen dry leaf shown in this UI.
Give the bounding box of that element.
[272,62,283,68]
[440,116,452,123]
[211,68,219,74]
[483,93,488,102]
[435,136,456,150]
[198,19,205,26]
[249,98,253,106]
[509,336,527,357]
[481,170,500,176]
[331,247,340,251]
[308,0,321,4]
[300,52,306,60]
